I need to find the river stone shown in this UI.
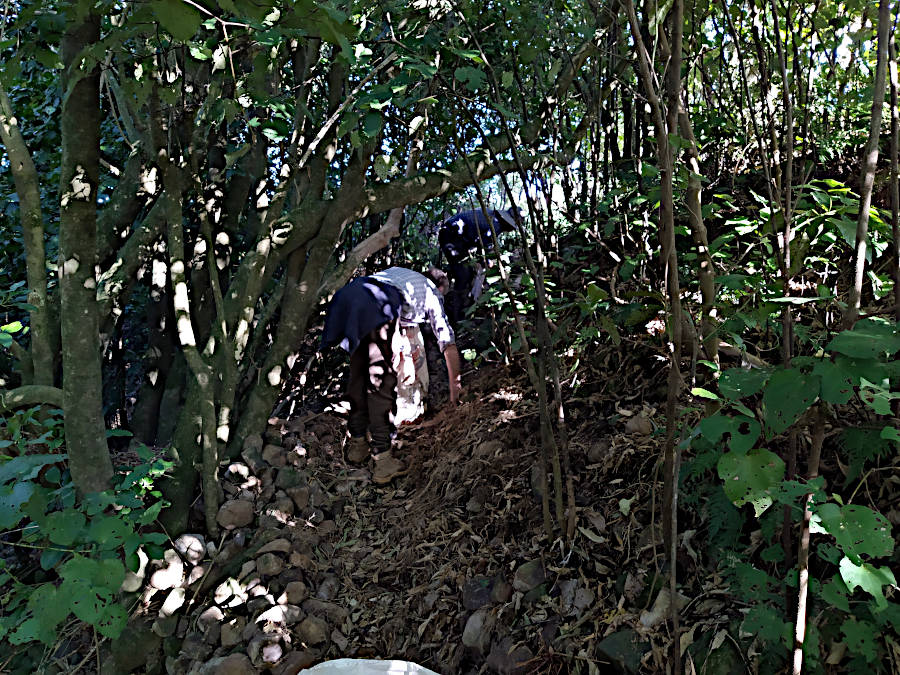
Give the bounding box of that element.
[486,636,534,674]
[257,538,292,555]
[273,651,318,675]
[220,617,246,648]
[462,576,494,610]
[461,608,493,654]
[301,598,348,625]
[198,653,253,675]
[198,606,224,629]
[256,604,303,625]
[263,444,287,467]
[512,559,545,592]
[283,581,309,605]
[298,616,329,645]
[287,486,310,510]
[275,468,304,490]
[174,534,206,565]
[216,499,254,529]
[257,552,284,577]
[596,629,649,674]
[150,549,184,591]
[159,588,186,617]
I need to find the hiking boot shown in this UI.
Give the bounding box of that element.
[371,451,408,484]
[346,436,370,464]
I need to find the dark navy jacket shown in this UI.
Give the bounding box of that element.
[438,209,516,263]
[320,277,404,354]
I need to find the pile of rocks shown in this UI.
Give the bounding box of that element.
[130,419,355,675]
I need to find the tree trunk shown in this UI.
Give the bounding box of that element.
[58,10,113,494]
[844,0,891,328]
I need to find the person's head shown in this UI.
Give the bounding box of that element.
[425,266,450,295]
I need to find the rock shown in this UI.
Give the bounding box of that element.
[150,549,185,591]
[224,462,251,482]
[256,604,303,625]
[203,620,221,646]
[290,551,317,570]
[461,608,494,654]
[198,606,225,629]
[187,564,207,586]
[587,440,610,463]
[105,620,161,675]
[152,614,179,638]
[238,560,258,580]
[262,642,284,664]
[159,588,186,617]
[202,652,254,675]
[257,552,284,577]
[282,581,309,605]
[316,574,339,600]
[491,576,512,604]
[559,579,579,614]
[286,486,310,510]
[331,629,349,652]
[462,576,494,610]
[297,615,329,645]
[573,587,595,614]
[216,499,255,530]
[625,413,652,435]
[220,617,246,648]
[242,435,267,473]
[486,637,534,674]
[174,534,207,565]
[275,468,305,490]
[247,595,275,614]
[262,444,287,467]
[301,598,348,625]
[179,632,211,662]
[273,650,319,675]
[214,578,247,607]
[512,559,545,592]
[121,547,149,593]
[639,590,688,629]
[596,629,649,674]
[523,583,547,603]
[317,520,336,536]
[258,538,292,555]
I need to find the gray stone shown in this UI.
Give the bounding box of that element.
[301,598,348,625]
[297,615,329,645]
[262,444,287,467]
[258,538,292,555]
[152,614,179,638]
[262,642,284,664]
[462,576,494,610]
[490,576,512,604]
[283,581,309,605]
[587,440,610,463]
[257,552,284,577]
[275,468,305,490]
[286,486,310,510]
[150,549,185,591]
[273,650,319,675]
[512,559,545,592]
[596,629,649,674]
[198,605,225,629]
[174,534,207,564]
[220,617,246,648]
[461,608,493,654]
[179,632,211,662]
[159,588,186,617]
[255,604,303,625]
[316,574,339,600]
[203,652,254,675]
[486,637,534,674]
[216,499,255,530]
[331,629,349,652]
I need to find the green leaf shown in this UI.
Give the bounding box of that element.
[760,369,820,437]
[813,358,856,404]
[820,575,850,612]
[742,604,792,647]
[816,503,894,560]
[150,0,203,42]
[0,454,64,485]
[0,332,13,347]
[0,481,34,529]
[718,367,771,400]
[691,387,719,400]
[454,66,486,91]
[841,616,879,661]
[718,448,785,517]
[840,558,897,610]
[826,318,900,359]
[1,320,23,333]
[880,427,900,442]
[95,602,129,639]
[87,515,132,549]
[361,111,382,137]
[43,509,85,546]
[859,378,900,415]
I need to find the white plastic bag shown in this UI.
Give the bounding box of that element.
[299,658,440,675]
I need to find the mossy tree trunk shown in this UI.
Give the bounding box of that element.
[57,9,113,494]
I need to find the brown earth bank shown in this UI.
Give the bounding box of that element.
[101,338,746,675]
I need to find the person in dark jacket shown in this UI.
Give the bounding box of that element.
[437,207,518,321]
[321,267,460,484]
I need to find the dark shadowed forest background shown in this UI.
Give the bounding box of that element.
[1,0,900,673]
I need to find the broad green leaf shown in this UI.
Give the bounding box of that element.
[95,603,129,638]
[718,367,771,400]
[820,575,850,612]
[816,503,894,560]
[839,558,897,610]
[87,515,132,550]
[454,66,485,91]
[691,387,719,400]
[1,320,23,332]
[43,509,86,546]
[880,427,900,442]
[150,0,203,42]
[826,318,900,359]
[0,481,34,529]
[812,358,856,404]
[361,111,382,137]
[841,617,879,661]
[859,378,900,415]
[760,369,820,437]
[741,604,792,647]
[718,448,785,517]
[0,454,64,485]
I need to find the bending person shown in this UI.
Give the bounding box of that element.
[321,267,460,484]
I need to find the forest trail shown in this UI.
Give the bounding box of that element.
[123,351,704,675]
